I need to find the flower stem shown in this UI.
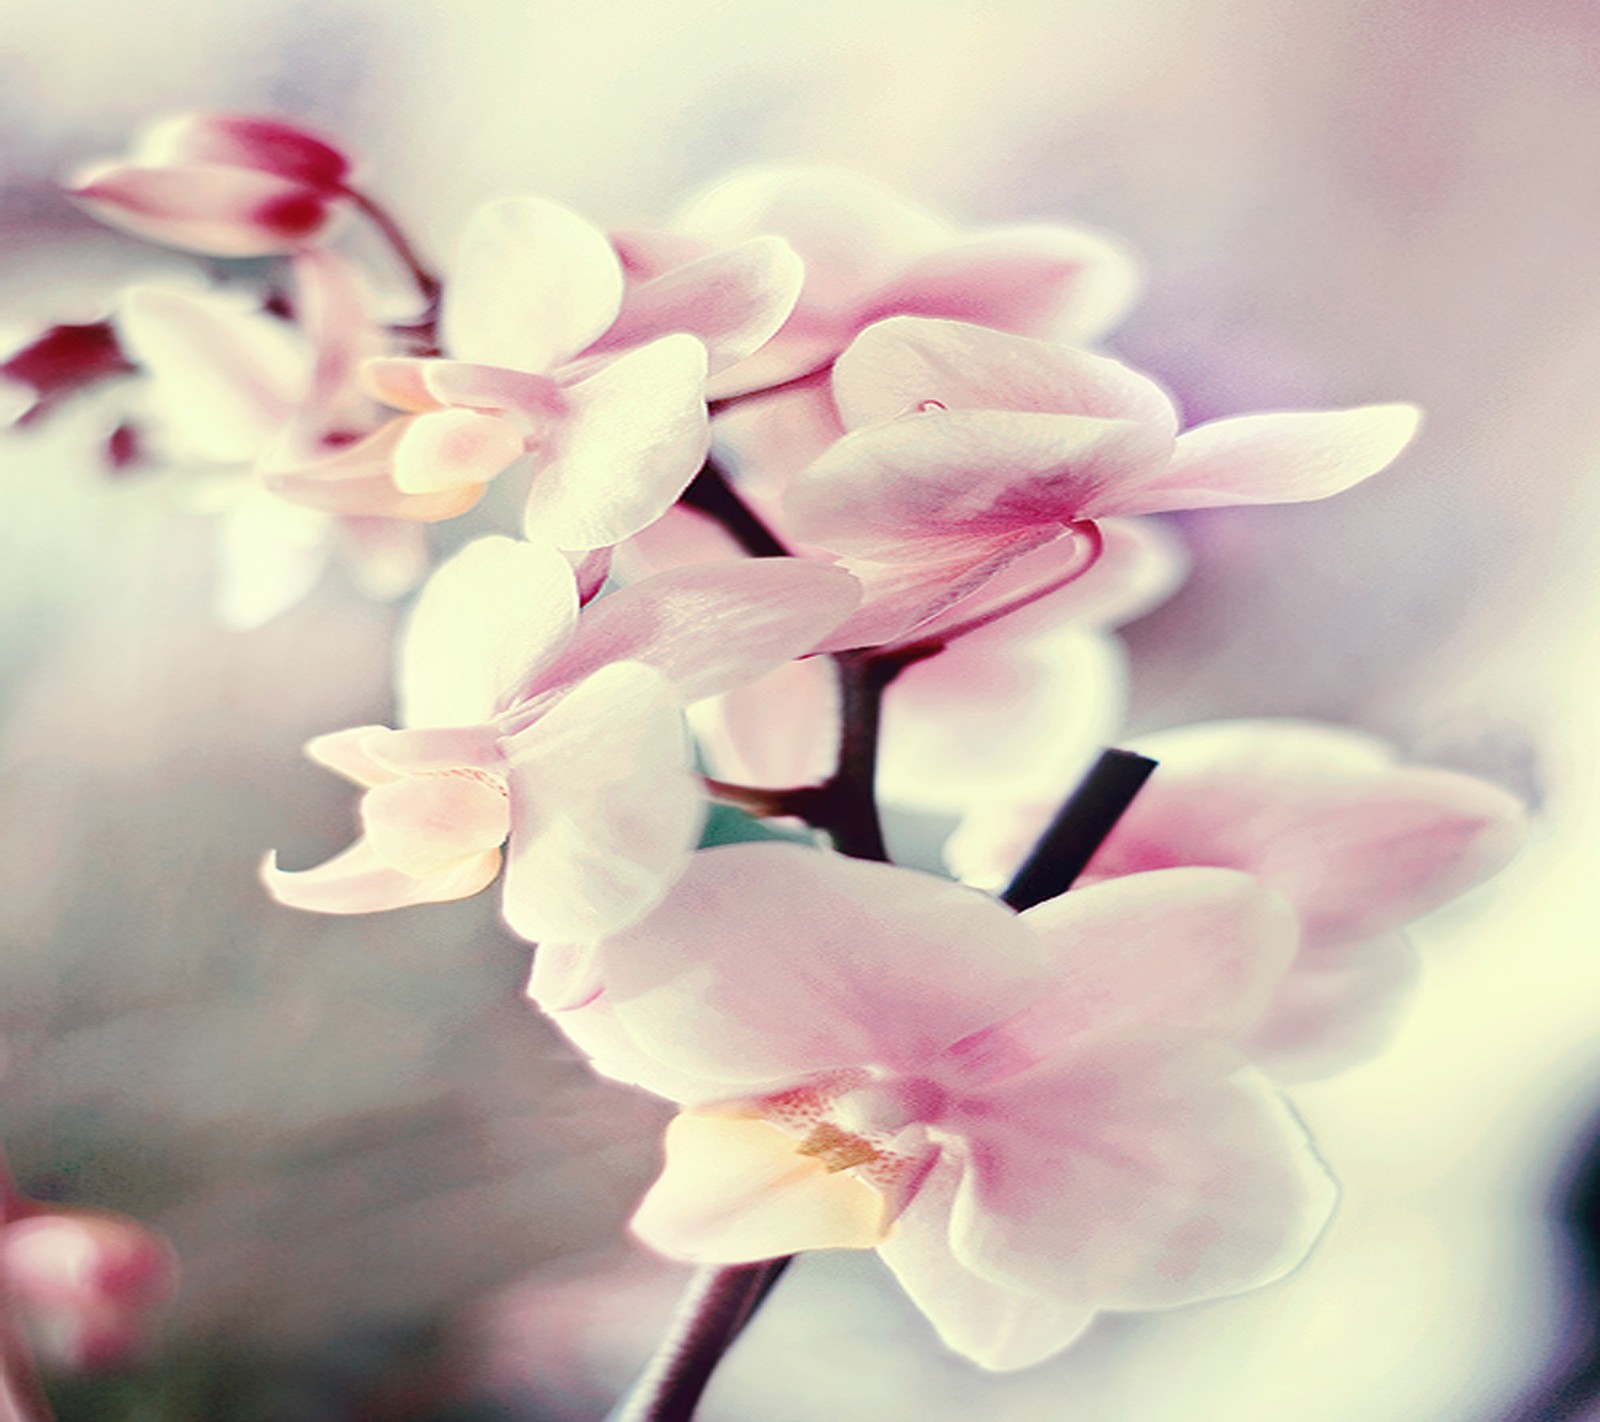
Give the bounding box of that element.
[1001,747,1158,910]
[342,187,443,323]
[678,459,791,558]
[605,1259,791,1422]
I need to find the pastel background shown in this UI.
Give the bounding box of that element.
[1,1,1596,1417]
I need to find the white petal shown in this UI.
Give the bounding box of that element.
[443,196,624,370]
[399,536,579,728]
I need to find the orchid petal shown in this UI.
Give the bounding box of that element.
[688,655,840,789]
[555,844,1043,1095]
[392,409,526,494]
[1245,931,1421,1082]
[213,488,331,628]
[399,536,578,729]
[118,285,303,460]
[1003,869,1299,1052]
[360,768,511,877]
[878,627,1125,814]
[499,661,701,943]
[261,837,500,913]
[786,410,1173,560]
[674,167,950,314]
[592,236,806,373]
[69,163,334,257]
[304,725,401,788]
[1085,719,1529,943]
[134,113,349,190]
[1090,404,1423,516]
[857,225,1142,347]
[946,1042,1336,1311]
[443,196,623,370]
[832,316,1175,434]
[336,516,430,602]
[631,1111,888,1263]
[526,335,710,551]
[526,557,859,706]
[877,1152,1096,1371]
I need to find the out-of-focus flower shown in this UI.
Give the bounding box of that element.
[535,843,1337,1371]
[949,720,1529,1079]
[118,250,435,623]
[350,197,802,549]
[2,1209,177,1371]
[0,321,135,428]
[67,113,352,258]
[265,538,859,941]
[664,166,1141,397]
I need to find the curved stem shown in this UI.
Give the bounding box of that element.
[341,187,443,321]
[606,1260,791,1422]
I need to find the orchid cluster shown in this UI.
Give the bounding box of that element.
[2,113,1528,1413]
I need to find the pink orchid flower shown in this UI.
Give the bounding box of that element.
[116,250,435,623]
[351,197,803,550]
[265,538,860,941]
[779,316,1420,647]
[533,843,1335,1371]
[949,720,1528,1079]
[666,165,1142,398]
[1,1210,177,1371]
[67,113,351,258]
[680,517,1186,813]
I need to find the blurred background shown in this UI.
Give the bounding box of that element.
[2,0,1598,1417]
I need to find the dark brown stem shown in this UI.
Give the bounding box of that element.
[678,459,790,559]
[604,1260,791,1422]
[1001,748,1158,911]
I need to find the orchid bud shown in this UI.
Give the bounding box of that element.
[2,1210,178,1370]
[67,112,353,258]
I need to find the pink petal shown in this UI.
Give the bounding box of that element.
[117,285,303,460]
[1089,404,1423,516]
[524,557,860,706]
[289,248,384,427]
[590,236,805,373]
[675,167,950,316]
[336,516,430,602]
[360,769,511,877]
[361,357,443,413]
[877,1151,1096,1371]
[916,515,1189,643]
[878,627,1125,814]
[631,1112,888,1263]
[442,196,623,370]
[551,844,1044,1096]
[263,419,489,523]
[946,1041,1337,1311]
[832,316,1175,434]
[392,409,526,494]
[614,504,749,580]
[1001,869,1299,1054]
[785,409,1173,560]
[261,837,501,913]
[526,334,710,551]
[360,724,506,775]
[687,656,840,789]
[134,112,349,190]
[856,225,1142,347]
[709,374,844,504]
[399,536,578,729]
[1244,931,1421,1082]
[304,724,401,788]
[499,661,702,943]
[1084,719,1529,943]
[69,163,334,257]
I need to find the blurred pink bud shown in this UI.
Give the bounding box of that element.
[1,321,134,427]
[67,113,353,258]
[2,1210,177,1370]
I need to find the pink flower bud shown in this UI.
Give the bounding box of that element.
[2,1210,178,1370]
[67,112,354,258]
